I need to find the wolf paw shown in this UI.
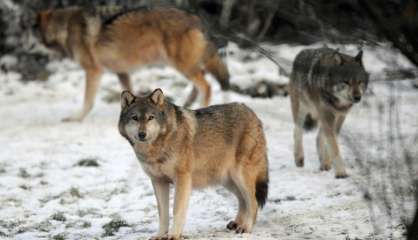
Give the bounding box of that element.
[167,235,183,240]
[227,221,250,233]
[320,164,331,171]
[226,221,238,230]
[62,116,83,122]
[149,237,165,240]
[149,236,181,240]
[235,225,250,234]
[335,171,349,179]
[295,157,304,167]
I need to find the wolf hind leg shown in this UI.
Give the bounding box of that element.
[174,30,211,108]
[229,171,257,234]
[290,94,312,167]
[188,70,211,107]
[229,124,267,233]
[63,67,103,122]
[291,106,305,167]
[176,63,211,108]
[293,112,316,167]
[183,87,198,108]
[224,180,246,231]
[294,111,318,168]
[293,125,305,167]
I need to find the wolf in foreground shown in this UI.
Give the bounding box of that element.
[118,89,268,239]
[289,47,368,178]
[36,6,229,121]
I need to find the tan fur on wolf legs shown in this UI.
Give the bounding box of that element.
[317,129,331,171]
[151,178,170,238]
[230,171,256,233]
[244,172,258,228]
[293,125,304,167]
[290,92,305,167]
[335,115,346,134]
[189,71,211,107]
[224,181,246,230]
[169,173,192,239]
[63,68,103,122]
[334,116,348,178]
[184,87,199,108]
[322,127,348,178]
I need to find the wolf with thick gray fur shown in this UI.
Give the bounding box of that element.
[289,47,368,178]
[118,89,268,239]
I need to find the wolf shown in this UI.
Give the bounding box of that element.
[36,6,230,121]
[289,47,368,178]
[118,88,268,239]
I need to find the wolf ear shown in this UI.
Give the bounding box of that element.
[149,88,165,106]
[355,50,363,64]
[121,90,136,109]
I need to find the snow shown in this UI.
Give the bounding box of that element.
[0,43,416,240]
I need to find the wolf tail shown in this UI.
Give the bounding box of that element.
[255,155,269,209]
[203,43,230,90]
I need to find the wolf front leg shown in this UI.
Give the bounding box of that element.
[150,178,170,240]
[321,126,348,178]
[169,172,192,239]
[317,128,331,171]
[63,67,103,122]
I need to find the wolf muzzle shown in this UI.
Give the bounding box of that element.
[353,95,361,103]
[138,132,147,141]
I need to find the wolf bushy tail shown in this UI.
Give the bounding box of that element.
[204,43,230,90]
[255,156,269,209]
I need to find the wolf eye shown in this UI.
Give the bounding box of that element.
[335,83,348,91]
[131,115,138,121]
[148,115,154,121]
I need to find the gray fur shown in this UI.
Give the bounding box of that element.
[292,48,368,91]
[291,47,368,111]
[289,47,369,178]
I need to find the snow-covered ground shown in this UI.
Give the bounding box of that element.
[0,43,417,240]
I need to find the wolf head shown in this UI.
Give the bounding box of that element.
[119,89,168,145]
[319,50,369,111]
[35,9,70,56]
[35,7,95,57]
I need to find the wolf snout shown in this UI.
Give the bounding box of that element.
[353,95,362,103]
[138,132,147,141]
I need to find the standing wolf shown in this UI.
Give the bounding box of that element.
[289,47,368,178]
[36,6,230,121]
[118,88,268,239]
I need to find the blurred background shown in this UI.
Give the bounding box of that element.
[2,0,418,83]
